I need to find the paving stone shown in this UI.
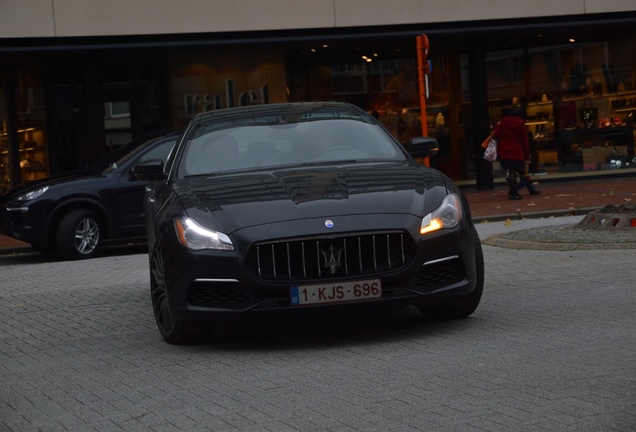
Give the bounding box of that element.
[0,218,635,431]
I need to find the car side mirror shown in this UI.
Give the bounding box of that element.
[408,137,439,159]
[133,159,167,181]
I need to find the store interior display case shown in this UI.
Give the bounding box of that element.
[0,126,48,194]
[559,125,634,171]
[495,89,636,174]
[558,89,635,172]
[525,98,556,169]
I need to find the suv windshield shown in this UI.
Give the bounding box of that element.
[96,132,176,174]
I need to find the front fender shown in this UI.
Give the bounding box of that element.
[48,197,118,241]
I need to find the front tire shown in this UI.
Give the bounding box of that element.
[56,209,103,260]
[150,244,188,344]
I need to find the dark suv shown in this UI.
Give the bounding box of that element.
[0,131,178,259]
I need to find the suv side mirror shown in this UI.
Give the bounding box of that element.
[408,137,439,159]
[134,159,167,181]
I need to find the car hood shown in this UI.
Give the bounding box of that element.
[2,170,102,201]
[174,161,449,233]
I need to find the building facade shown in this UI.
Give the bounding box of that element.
[2,1,636,193]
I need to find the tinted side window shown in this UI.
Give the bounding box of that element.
[140,139,176,164]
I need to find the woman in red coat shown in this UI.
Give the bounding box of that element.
[493,107,541,200]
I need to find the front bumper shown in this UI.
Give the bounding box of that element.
[159,220,478,322]
[0,203,45,245]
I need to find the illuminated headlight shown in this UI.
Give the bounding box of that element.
[16,186,49,201]
[420,193,462,235]
[174,217,234,251]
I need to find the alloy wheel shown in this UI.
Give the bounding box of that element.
[74,217,100,255]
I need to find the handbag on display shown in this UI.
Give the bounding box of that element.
[578,97,598,128]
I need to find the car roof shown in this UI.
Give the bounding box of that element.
[191,102,367,125]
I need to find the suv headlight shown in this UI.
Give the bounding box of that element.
[16,186,49,201]
[420,193,462,235]
[174,217,234,251]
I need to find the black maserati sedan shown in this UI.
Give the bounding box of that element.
[0,131,178,259]
[135,102,484,344]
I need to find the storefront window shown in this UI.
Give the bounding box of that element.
[0,64,48,193]
[292,42,474,178]
[15,66,48,184]
[168,50,289,128]
[424,53,465,178]
[485,37,636,177]
[0,82,8,193]
[168,42,470,180]
[340,58,421,143]
[289,51,422,143]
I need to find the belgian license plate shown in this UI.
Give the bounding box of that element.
[290,279,381,306]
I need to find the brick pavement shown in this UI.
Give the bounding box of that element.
[464,174,636,222]
[1,218,635,431]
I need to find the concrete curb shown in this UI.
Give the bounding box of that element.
[483,233,636,250]
[481,218,636,250]
[0,244,33,255]
[472,206,601,224]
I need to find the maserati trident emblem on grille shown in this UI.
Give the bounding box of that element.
[321,243,343,275]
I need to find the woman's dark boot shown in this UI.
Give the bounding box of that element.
[508,170,522,200]
[522,175,541,195]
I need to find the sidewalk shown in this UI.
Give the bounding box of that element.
[1,173,635,253]
[465,174,636,222]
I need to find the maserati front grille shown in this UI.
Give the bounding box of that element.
[248,231,415,282]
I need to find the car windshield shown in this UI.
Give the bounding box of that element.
[95,133,175,174]
[178,116,406,178]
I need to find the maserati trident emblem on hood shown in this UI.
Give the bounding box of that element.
[321,243,343,275]
[325,219,334,228]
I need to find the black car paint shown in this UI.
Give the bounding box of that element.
[0,132,178,255]
[173,161,448,235]
[150,167,476,320]
[140,103,482,344]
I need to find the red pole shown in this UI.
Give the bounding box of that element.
[416,34,430,165]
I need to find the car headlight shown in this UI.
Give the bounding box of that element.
[16,186,49,201]
[174,217,234,251]
[420,193,462,235]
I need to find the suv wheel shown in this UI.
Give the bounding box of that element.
[56,209,103,260]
